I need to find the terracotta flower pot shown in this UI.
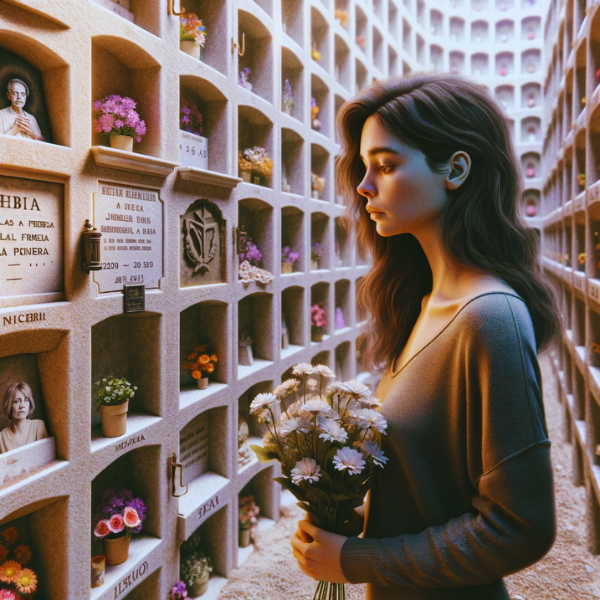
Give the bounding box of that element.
[281,261,293,274]
[99,399,129,438]
[239,529,251,547]
[240,170,252,182]
[189,572,210,596]
[102,534,130,566]
[312,332,324,342]
[180,40,201,60]
[197,376,209,390]
[109,134,133,152]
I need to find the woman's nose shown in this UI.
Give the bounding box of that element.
[357,174,376,198]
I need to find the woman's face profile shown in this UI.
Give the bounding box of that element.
[357,115,450,237]
[11,391,30,421]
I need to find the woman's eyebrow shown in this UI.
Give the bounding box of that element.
[359,146,403,160]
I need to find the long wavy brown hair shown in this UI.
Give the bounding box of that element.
[335,72,562,375]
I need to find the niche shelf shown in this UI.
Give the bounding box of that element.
[238,106,274,188]
[311,212,330,270]
[281,129,305,196]
[91,314,162,449]
[90,446,162,600]
[311,282,331,342]
[471,20,489,44]
[311,143,331,202]
[91,0,159,36]
[334,216,351,268]
[282,0,304,47]
[282,286,306,356]
[334,279,351,333]
[237,292,275,380]
[238,197,275,276]
[177,406,230,541]
[311,74,330,138]
[495,19,514,44]
[355,6,368,54]
[281,206,305,274]
[238,380,273,474]
[237,9,274,104]
[179,0,228,75]
[179,301,229,411]
[372,27,384,72]
[335,341,352,381]
[335,35,351,91]
[281,47,304,122]
[311,6,331,73]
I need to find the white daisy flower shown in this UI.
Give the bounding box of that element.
[361,441,389,467]
[313,364,336,378]
[306,378,319,389]
[273,379,301,398]
[318,418,348,443]
[324,381,346,396]
[351,408,388,434]
[332,447,366,475]
[340,380,371,398]
[358,395,383,408]
[299,399,334,417]
[280,416,313,435]
[291,458,322,484]
[250,393,279,414]
[292,363,316,376]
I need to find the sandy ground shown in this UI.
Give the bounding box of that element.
[217,355,600,600]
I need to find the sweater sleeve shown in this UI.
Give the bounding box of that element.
[340,295,557,588]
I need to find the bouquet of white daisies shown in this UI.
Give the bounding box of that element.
[249,362,388,600]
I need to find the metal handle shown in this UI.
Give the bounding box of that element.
[168,0,186,16]
[169,453,188,497]
[232,32,245,56]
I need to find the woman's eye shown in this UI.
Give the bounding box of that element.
[379,165,394,173]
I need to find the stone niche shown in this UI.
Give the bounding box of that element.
[180,199,226,287]
[0,329,67,488]
[0,47,54,143]
[0,174,65,308]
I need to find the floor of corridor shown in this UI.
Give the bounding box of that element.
[216,354,600,600]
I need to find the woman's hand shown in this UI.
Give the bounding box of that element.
[290,512,350,584]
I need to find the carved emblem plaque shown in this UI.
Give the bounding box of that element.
[180,200,224,287]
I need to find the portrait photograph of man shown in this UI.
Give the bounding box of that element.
[0,78,45,141]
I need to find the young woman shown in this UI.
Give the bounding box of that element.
[290,73,562,599]
[0,382,48,453]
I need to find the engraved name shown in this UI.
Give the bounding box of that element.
[113,560,149,599]
[3,312,46,326]
[0,195,41,211]
[115,434,146,453]
[198,494,219,522]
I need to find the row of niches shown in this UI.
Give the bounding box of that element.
[420,12,542,40]
[0,292,366,483]
[427,49,543,76]
[542,128,600,214]
[0,443,279,600]
[181,201,365,289]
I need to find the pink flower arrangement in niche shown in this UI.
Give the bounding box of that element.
[93,95,147,143]
[311,302,327,336]
[180,99,203,137]
[168,580,189,599]
[282,246,299,264]
[93,486,147,540]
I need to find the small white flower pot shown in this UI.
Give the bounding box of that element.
[240,170,252,182]
[239,343,254,366]
[180,40,201,60]
[311,190,320,199]
[281,262,293,274]
[311,259,319,270]
[197,376,209,389]
[283,104,293,116]
[109,133,133,152]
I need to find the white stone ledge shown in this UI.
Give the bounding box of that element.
[176,167,243,189]
[90,146,178,177]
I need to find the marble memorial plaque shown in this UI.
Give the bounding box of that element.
[178,130,208,170]
[91,0,135,22]
[0,175,64,308]
[180,412,210,484]
[93,182,163,293]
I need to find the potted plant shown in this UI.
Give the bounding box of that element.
[238,495,259,547]
[281,246,299,274]
[179,99,208,169]
[179,13,206,60]
[282,79,294,116]
[238,150,253,182]
[238,147,273,186]
[180,533,213,597]
[93,486,147,566]
[311,302,327,342]
[168,581,189,600]
[0,525,39,599]
[93,377,138,438]
[93,95,146,152]
[311,172,325,199]
[311,241,322,270]
[334,9,348,27]
[182,344,218,390]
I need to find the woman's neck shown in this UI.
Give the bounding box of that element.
[10,418,29,434]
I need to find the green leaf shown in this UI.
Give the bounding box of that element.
[249,444,278,463]
[330,493,351,502]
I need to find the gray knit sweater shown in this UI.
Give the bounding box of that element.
[340,292,556,600]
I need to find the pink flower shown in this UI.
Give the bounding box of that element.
[123,507,141,528]
[0,590,16,600]
[99,113,115,133]
[108,513,125,534]
[94,519,111,539]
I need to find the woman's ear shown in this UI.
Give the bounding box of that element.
[444,151,471,190]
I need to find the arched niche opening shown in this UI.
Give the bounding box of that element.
[0,31,69,146]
